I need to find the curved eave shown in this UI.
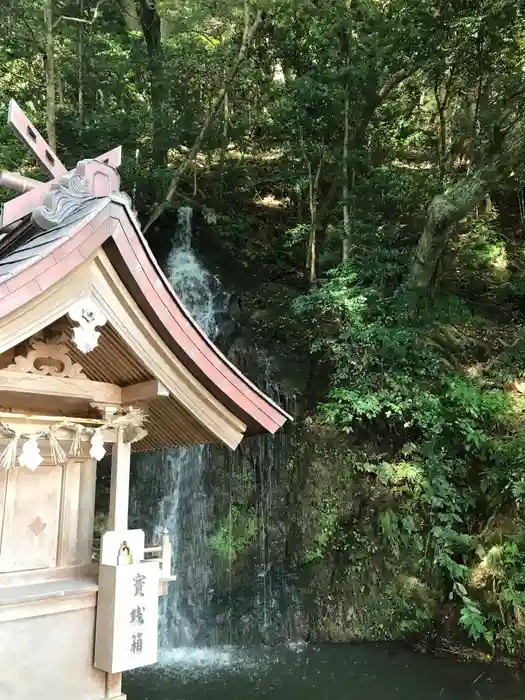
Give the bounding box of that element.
[0,197,291,436]
[103,202,292,436]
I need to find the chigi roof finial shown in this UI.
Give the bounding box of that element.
[0,99,122,229]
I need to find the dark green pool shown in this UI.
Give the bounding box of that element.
[125,644,523,700]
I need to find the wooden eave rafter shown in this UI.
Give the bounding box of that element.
[0,251,247,450]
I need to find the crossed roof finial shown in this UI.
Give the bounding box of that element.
[8,99,68,179]
[0,100,122,228]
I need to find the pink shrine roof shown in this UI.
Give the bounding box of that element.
[0,101,291,438]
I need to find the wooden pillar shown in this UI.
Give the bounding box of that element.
[105,671,124,699]
[108,430,131,532]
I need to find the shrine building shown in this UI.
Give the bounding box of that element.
[0,100,291,700]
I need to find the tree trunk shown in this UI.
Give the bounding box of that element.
[78,0,84,134]
[342,91,351,264]
[407,116,525,292]
[136,0,166,168]
[43,0,57,151]
[435,86,448,179]
[305,155,323,285]
[122,0,141,32]
[216,91,229,196]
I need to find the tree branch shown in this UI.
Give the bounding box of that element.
[377,67,414,101]
[53,1,106,29]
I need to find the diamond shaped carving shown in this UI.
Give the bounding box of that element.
[28,516,47,536]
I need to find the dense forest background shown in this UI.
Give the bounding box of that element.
[3,0,525,660]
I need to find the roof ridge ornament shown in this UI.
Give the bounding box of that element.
[32,168,92,229]
[32,158,121,230]
[68,298,107,353]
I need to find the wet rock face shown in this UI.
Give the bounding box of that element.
[129,207,304,647]
[140,211,333,644]
[134,207,433,647]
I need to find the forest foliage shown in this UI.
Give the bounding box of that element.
[3,0,525,658]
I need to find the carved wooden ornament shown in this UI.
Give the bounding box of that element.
[68,298,107,353]
[6,335,87,378]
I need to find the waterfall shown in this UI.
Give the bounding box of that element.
[207,354,300,647]
[131,207,224,649]
[160,207,225,648]
[130,207,301,654]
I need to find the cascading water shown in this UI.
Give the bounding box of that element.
[207,352,300,647]
[131,207,224,650]
[130,206,301,658]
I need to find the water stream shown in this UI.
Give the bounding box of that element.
[132,206,223,649]
[205,355,299,647]
[131,206,297,651]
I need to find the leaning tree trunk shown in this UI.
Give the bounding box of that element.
[43,0,57,151]
[407,115,525,292]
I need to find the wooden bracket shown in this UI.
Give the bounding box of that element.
[90,403,121,419]
[121,380,169,404]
